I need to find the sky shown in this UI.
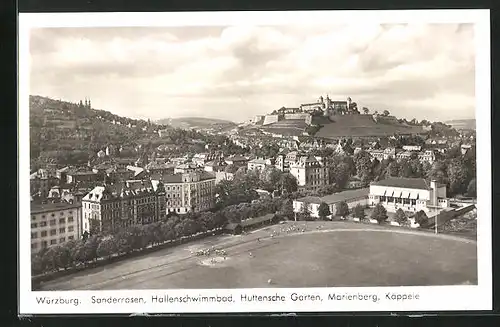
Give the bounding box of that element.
[29,24,476,123]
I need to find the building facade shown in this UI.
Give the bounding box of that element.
[82,180,166,234]
[369,178,448,213]
[155,171,216,215]
[31,202,84,253]
[293,188,370,218]
[289,155,329,191]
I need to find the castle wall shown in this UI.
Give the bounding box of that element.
[263,115,280,125]
[284,113,311,120]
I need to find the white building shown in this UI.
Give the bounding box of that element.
[31,202,85,253]
[247,158,272,171]
[369,178,448,214]
[289,155,329,191]
[402,145,422,151]
[293,188,370,218]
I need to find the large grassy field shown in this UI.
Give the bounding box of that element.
[37,222,477,290]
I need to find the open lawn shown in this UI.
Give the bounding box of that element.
[37,221,477,290]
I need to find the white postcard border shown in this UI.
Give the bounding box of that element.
[18,9,492,314]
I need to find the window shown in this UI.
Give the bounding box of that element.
[49,219,56,226]
[50,229,57,236]
[60,212,64,216]
[59,227,66,233]
[68,226,74,232]
[51,213,55,217]
[31,215,36,221]
[68,217,74,223]
[31,223,38,228]
[68,236,74,240]
[59,218,66,224]
[41,231,47,237]
[42,215,46,219]
[50,239,57,245]
[31,243,38,249]
[31,232,37,239]
[41,241,48,248]
[59,237,66,243]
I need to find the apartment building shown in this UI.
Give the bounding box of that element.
[289,155,329,191]
[82,180,166,234]
[152,171,216,215]
[30,202,84,253]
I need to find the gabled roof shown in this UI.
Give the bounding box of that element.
[370,178,430,190]
[296,188,370,205]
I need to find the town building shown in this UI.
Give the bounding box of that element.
[203,158,227,172]
[66,168,102,184]
[82,180,166,234]
[145,161,175,175]
[367,147,396,161]
[247,158,273,171]
[224,155,249,166]
[30,202,84,253]
[293,188,370,218]
[402,145,422,151]
[289,155,329,191]
[369,177,448,213]
[30,170,59,198]
[151,171,216,215]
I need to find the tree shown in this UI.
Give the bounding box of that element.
[382,110,390,116]
[260,166,282,192]
[299,201,311,220]
[427,160,448,185]
[279,198,294,220]
[394,208,408,225]
[336,201,349,217]
[371,203,388,224]
[414,210,428,226]
[386,161,401,177]
[55,242,75,269]
[447,158,470,196]
[353,203,365,220]
[362,107,369,114]
[41,246,60,272]
[353,150,373,182]
[82,235,100,262]
[280,173,298,194]
[467,178,477,197]
[330,162,350,189]
[318,202,331,220]
[96,236,118,260]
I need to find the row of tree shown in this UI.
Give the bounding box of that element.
[32,186,291,276]
[297,200,429,227]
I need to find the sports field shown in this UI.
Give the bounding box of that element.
[37,221,477,290]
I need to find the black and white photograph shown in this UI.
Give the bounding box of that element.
[18,10,491,314]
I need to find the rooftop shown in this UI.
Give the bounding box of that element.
[31,201,82,214]
[297,188,370,205]
[371,178,430,190]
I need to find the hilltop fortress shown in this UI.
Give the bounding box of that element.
[254,95,359,126]
[249,95,424,138]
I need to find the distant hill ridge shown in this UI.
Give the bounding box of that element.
[157,117,237,129]
[444,119,476,130]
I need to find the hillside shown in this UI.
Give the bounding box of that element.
[29,95,157,166]
[445,119,476,131]
[315,114,425,138]
[157,117,236,130]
